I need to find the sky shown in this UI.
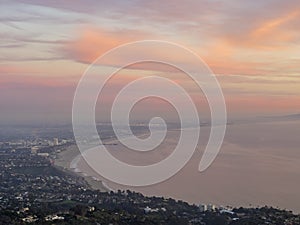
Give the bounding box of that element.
[1,0,300,125]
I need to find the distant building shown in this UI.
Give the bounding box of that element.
[199,204,216,212]
[45,215,64,221]
[144,206,159,213]
[53,138,59,146]
[31,146,39,154]
[199,204,208,212]
[37,153,49,157]
[61,139,67,144]
[22,216,37,223]
[207,204,216,211]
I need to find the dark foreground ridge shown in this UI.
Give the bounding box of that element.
[0,140,300,224]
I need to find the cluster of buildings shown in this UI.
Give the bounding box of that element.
[0,137,71,153]
[0,137,67,148]
[199,204,217,212]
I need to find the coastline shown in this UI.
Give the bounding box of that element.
[66,122,300,213]
[54,131,162,193]
[54,144,110,192]
[53,122,300,213]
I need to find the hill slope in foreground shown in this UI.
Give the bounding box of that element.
[0,164,299,225]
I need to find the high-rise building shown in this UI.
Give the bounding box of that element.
[53,138,59,146]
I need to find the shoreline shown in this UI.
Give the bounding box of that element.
[54,144,110,192]
[54,131,162,193]
[53,123,300,213]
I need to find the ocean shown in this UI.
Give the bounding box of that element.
[72,120,300,212]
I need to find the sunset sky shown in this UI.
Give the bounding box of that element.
[1,0,300,124]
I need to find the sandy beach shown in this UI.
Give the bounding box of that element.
[54,144,110,192]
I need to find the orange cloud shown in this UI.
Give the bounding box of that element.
[221,9,300,50]
[63,27,148,64]
[200,39,276,76]
[249,10,300,49]
[63,27,212,74]
[62,18,300,77]
[199,9,300,75]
